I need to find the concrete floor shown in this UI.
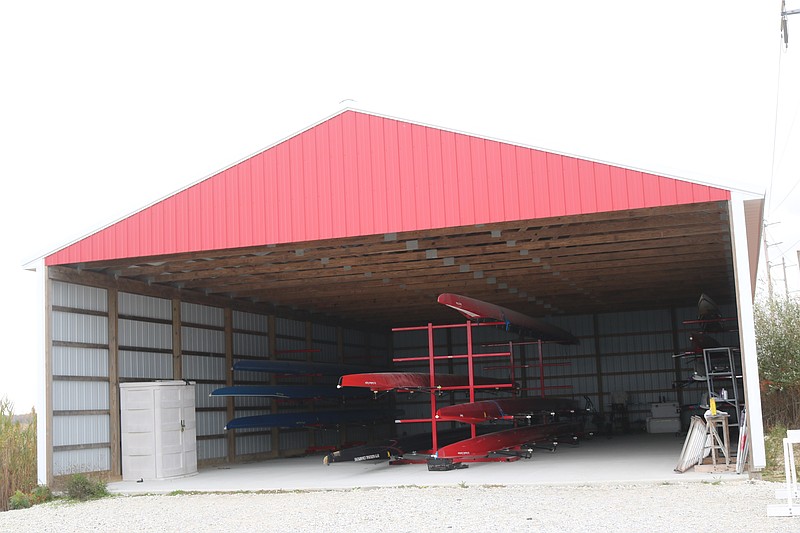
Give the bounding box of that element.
[108,433,749,494]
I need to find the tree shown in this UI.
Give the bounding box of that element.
[755,295,800,428]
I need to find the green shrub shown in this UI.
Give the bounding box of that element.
[65,473,109,501]
[30,485,52,505]
[0,396,37,512]
[8,490,31,510]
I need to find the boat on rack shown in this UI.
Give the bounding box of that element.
[337,372,514,392]
[437,293,579,344]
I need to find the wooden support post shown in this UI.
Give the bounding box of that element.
[268,315,279,458]
[172,299,182,379]
[107,288,121,479]
[225,308,235,463]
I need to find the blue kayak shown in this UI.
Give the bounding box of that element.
[209,385,372,399]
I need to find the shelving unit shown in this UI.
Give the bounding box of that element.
[702,346,743,427]
[391,321,516,453]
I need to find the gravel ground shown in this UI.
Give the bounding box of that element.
[0,480,795,532]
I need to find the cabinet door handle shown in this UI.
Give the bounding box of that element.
[181,419,185,432]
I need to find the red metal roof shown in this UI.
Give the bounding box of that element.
[46,110,731,266]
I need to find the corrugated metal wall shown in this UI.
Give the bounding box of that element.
[51,281,111,476]
[181,302,226,462]
[50,280,391,476]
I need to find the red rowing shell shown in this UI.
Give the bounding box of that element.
[338,372,513,392]
[437,293,579,344]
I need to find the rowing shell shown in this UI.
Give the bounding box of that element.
[435,397,579,424]
[437,293,579,344]
[209,385,371,399]
[434,421,579,459]
[338,372,514,392]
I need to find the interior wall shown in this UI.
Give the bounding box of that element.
[45,274,391,481]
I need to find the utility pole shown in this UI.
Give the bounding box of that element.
[783,257,789,296]
[764,223,777,300]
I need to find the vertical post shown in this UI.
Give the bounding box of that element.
[107,288,121,479]
[306,321,315,450]
[538,339,545,397]
[172,299,182,380]
[268,315,279,457]
[593,314,605,422]
[466,322,476,439]
[41,268,54,486]
[224,308,235,463]
[764,223,774,300]
[428,323,438,450]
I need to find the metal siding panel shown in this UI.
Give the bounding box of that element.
[625,169,646,208]
[233,310,268,333]
[197,438,227,461]
[383,118,403,230]
[53,448,110,476]
[562,156,581,215]
[469,136,490,222]
[233,332,268,357]
[340,112,359,235]
[53,346,109,377]
[52,281,107,312]
[440,131,460,226]
[545,152,567,216]
[52,380,109,411]
[355,112,374,234]
[328,116,347,237]
[181,302,224,327]
[279,430,310,451]
[288,135,306,241]
[118,350,172,379]
[397,120,416,231]
[425,128,449,228]
[119,292,171,320]
[606,165,628,210]
[578,159,599,213]
[181,326,225,353]
[659,174,678,205]
[195,383,225,409]
[236,434,271,455]
[119,319,171,350]
[52,311,108,344]
[369,115,389,231]
[454,133,476,225]
[593,162,614,212]
[412,124,432,229]
[275,317,305,338]
[53,414,109,447]
[643,172,662,207]
[301,128,320,240]
[312,323,336,343]
[275,338,305,356]
[687,183,711,203]
[500,143,521,221]
[484,139,504,222]
[197,411,226,437]
[315,120,334,239]
[182,354,226,381]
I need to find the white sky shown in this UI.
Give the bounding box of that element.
[1,1,799,413]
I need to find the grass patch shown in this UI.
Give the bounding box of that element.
[762,424,791,482]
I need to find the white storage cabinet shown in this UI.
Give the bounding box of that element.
[120,381,198,481]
